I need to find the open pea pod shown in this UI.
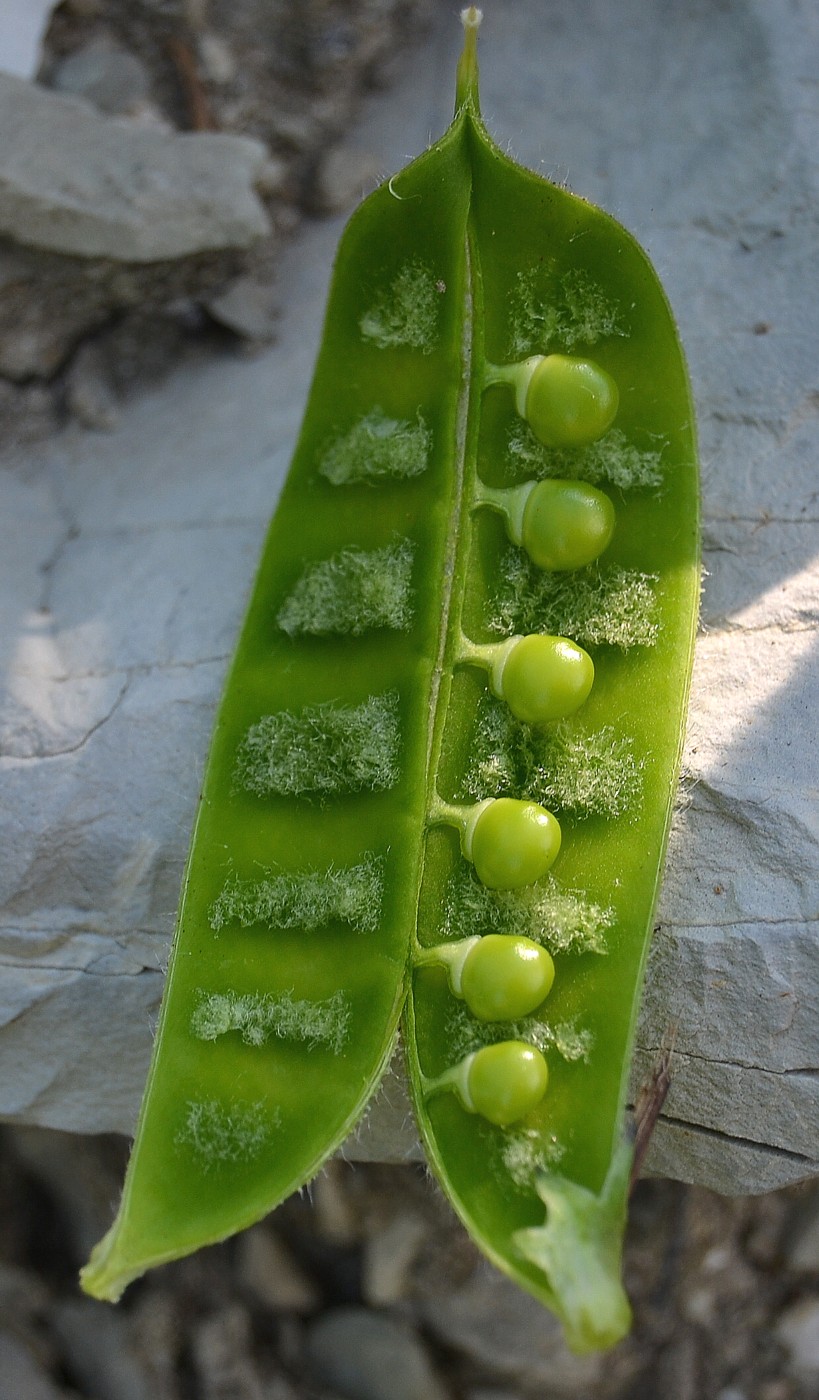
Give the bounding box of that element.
[82,9,698,1352]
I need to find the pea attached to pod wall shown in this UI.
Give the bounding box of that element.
[414,933,555,1022]
[425,1040,551,1128]
[460,631,596,724]
[81,7,699,1356]
[484,352,620,448]
[476,477,617,571]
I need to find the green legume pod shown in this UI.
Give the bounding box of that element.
[81,9,699,1356]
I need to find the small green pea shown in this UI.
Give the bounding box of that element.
[524,354,619,448]
[522,480,616,572]
[465,1041,549,1126]
[497,634,594,724]
[460,935,555,1021]
[470,797,561,889]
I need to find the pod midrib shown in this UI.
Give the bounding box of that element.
[425,230,476,800]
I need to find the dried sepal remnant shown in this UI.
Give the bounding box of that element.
[277,541,414,636]
[491,551,660,649]
[209,856,384,934]
[359,261,441,352]
[318,410,431,485]
[235,693,401,797]
[515,1143,634,1355]
[191,989,351,1053]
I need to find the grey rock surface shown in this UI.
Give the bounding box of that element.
[0,239,239,383]
[237,1225,319,1313]
[1,0,817,1197]
[50,42,150,117]
[0,1329,69,1400]
[0,72,271,380]
[776,1298,819,1385]
[419,1258,609,1393]
[0,0,56,80]
[306,1307,449,1400]
[192,1306,266,1400]
[0,72,269,260]
[50,1298,152,1400]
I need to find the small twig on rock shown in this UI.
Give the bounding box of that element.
[167,33,214,131]
[629,1024,677,1194]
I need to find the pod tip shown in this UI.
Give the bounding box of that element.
[456,8,482,113]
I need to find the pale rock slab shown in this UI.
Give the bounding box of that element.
[0,0,817,1197]
[0,74,269,261]
[0,72,271,379]
[0,1,56,79]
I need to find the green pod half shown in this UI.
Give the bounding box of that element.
[405,14,698,1354]
[81,54,474,1305]
[82,11,699,1354]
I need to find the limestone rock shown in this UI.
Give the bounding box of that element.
[0,1,56,80]
[419,1259,609,1393]
[306,1308,448,1400]
[0,74,271,379]
[0,74,269,261]
[50,42,150,117]
[776,1299,819,1385]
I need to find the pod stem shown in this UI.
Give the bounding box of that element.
[456,7,483,113]
[472,480,534,546]
[427,797,492,860]
[484,356,540,416]
[457,634,520,696]
[412,936,480,994]
[421,1055,474,1109]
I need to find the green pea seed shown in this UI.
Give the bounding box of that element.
[524,354,619,448]
[497,634,594,724]
[460,935,555,1021]
[464,1041,550,1126]
[522,480,616,572]
[469,797,562,890]
[483,352,619,448]
[474,478,615,573]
